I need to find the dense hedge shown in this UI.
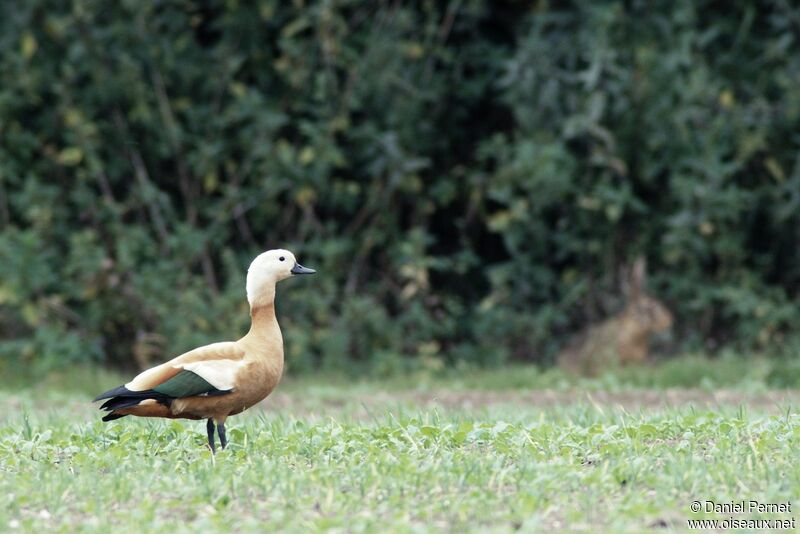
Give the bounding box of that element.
[1,1,799,375]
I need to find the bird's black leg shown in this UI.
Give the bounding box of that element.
[207,418,216,454]
[217,421,227,450]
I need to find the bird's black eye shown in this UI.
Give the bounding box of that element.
[279,256,285,261]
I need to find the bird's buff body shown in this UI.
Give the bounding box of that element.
[93,249,315,452]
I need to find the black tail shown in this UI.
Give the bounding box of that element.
[93,385,132,402]
[94,385,172,422]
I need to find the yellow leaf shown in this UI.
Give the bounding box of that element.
[230,82,247,98]
[295,186,316,206]
[57,147,83,166]
[21,32,37,60]
[699,221,714,236]
[173,97,191,111]
[487,211,512,232]
[299,147,315,165]
[605,204,622,221]
[259,3,275,20]
[21,303,39,326]
[204,171,218,192]
[719,90,734,109]
[578,196,601,210]
[83,284,98,299]
[329,116,350,132]
[403,43,425,59]
[418,341,440,356]
[764,158,785,183]
[64,109,83,128]
[0,285,15,305]
[561,269,579,284]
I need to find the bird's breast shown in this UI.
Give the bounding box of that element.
[169,357,283,419]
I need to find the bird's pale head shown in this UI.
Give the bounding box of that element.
[246,249,315,307]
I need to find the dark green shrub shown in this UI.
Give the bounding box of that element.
[0,1,798,375]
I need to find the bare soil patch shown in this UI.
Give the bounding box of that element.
[4,388,798,423]
[264,388,800,416]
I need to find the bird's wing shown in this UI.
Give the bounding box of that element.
[172,359,246,391]
[125,342,246,393]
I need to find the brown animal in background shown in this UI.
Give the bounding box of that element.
[557,257,673,375]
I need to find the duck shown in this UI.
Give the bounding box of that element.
[93,249,315,453]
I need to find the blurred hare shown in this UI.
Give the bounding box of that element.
[558,257,673,375]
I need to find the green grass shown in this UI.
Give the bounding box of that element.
[4,352,789,399]
[1,366,799,533]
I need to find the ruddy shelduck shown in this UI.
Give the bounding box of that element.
[94,249,315,452]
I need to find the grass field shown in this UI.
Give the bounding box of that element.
[2,359,799,532]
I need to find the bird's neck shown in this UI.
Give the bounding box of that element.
[245,282,278,334]
[240,286,283,360]
[248,304,279,337]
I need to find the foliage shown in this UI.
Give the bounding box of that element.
[1,1,799,373]
[2,387,799,531]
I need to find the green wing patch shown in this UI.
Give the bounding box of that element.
[153,370,227,398]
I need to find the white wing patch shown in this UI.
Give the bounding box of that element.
[175,359,248,391]
[124,341,245,392]
[125,365,170,392]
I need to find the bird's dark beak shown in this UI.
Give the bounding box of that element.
[291,263,316,275]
